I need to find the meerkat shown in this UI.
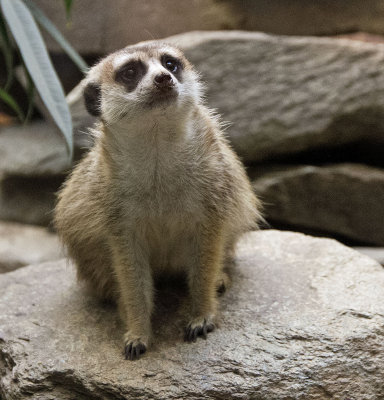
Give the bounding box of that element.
[55,42,262,360]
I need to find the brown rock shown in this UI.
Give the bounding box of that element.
[0,221,63,273]
[1,230,384,399]
[252,163,384,245]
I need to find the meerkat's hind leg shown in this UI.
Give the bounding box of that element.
[72,242,118,303]
[216,269,231,295]
[216,236,237,295]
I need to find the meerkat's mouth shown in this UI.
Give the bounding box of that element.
[146,87,178,108]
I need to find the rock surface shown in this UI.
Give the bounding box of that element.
[0,221,63,273]
[1,230,384,399]
[0,120,93,178]
[169,31,384,162]
[252,163,384,245]
[68,31,384,163]
[35,0,384,54]
[0,175,64,226]
[355,247,384,266]
[0,122,69,177]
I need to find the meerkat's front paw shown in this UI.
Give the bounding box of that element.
[184,316,215,342]
[123,332,148,361]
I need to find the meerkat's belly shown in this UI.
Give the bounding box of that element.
[141,212,201,272]
[120,168,208,271]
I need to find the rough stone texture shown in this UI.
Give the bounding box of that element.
[68,31,384,163]
[1,230,384,399]
[0,175,64,226]
[252,163,384,245]
[0,221,63,273]
[35,0,384,54]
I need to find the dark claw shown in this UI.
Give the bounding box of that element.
[202,323,208,339]
[124,342,146,361]
[184,320,215,342]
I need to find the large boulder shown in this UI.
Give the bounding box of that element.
[68,31,384,163]
[252,163,384,245]
[0,221,63,273]
[1,230,384,399]
[168,31,384,162]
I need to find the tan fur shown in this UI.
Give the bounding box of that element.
[55,42,262,360]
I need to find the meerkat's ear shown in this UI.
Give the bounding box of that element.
[83,82,102,117]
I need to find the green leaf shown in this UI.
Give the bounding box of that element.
[22,64,35,124]
[0,87,24,121]
[64,0,73,21]
[0,0,73,160]
[23,0,88,73]
[0,10,14,89]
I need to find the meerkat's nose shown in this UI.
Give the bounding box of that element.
[154,73,174,89]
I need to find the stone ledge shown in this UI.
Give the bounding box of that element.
[1,230,384,399]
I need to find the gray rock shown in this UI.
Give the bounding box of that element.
[167,31,384,162]
[0,221,63,273]
[1,230,384,399]
[0,119,94,178]
[0,122,69,177]
[252,163,384,245]
[354,247,384,266]
[0,175,64,226]
[68,31,384,163]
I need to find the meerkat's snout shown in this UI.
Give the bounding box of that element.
[150,69,178,105]
[153,72,175,90]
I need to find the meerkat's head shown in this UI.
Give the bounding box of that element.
[82,43,202,124]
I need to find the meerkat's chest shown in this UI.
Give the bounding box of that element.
[110,147,211,270]
[119,147,206,215]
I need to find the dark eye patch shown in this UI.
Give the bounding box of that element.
[115,60,147,92]
[161,54,183,82]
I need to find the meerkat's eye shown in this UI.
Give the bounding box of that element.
[162,56,182,74]
[165,59,177,73]
[115,60,147,91]
[116,63,138,83]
